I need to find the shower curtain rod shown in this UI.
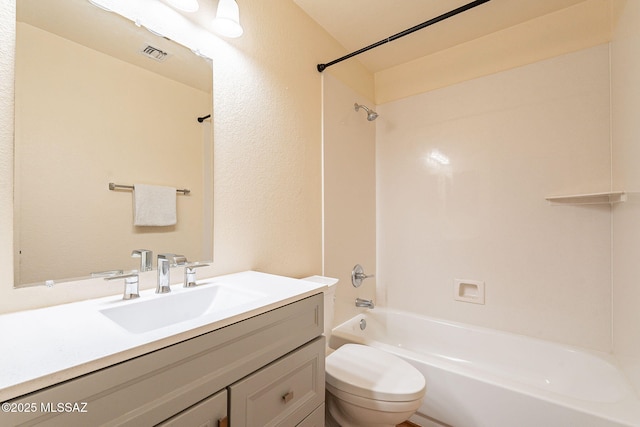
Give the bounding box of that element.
[316,0,491,73]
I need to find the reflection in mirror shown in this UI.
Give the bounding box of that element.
[14,0,213,287]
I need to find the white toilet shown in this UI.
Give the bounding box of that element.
[303,276,426,427]
[325,344,426,427]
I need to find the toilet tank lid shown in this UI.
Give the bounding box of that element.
[325,344,426,402]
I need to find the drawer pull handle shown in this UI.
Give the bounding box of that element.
[282,391,294,404]
[218,416,228,427]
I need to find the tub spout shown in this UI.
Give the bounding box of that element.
[355,297,374,309]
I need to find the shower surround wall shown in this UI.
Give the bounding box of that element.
[322,74,376,328]
[376,45,612,352]
[611,0,640,396]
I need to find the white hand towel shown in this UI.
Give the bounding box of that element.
[133,184,177,226]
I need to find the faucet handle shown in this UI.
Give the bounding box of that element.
[184,263,210,288]
[131,249,152,271]
[351,264,374,288]
[104,271,140,300]
[131,249,153,272]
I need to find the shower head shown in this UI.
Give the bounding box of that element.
[354,103,379,121]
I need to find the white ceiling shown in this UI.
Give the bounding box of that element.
[294,0,589,73]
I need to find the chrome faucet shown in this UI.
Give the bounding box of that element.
[351,264,374,288]
[157,253,187,293]
[184,263,210,287]
[104,271,140,300]
[131,249,152,272]
[355,297,375,309]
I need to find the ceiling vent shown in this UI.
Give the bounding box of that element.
[140,45,170,62]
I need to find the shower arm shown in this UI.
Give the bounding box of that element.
[317,0,491,72]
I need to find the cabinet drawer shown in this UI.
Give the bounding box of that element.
[158,389,227,427]
[229,337,325,427]
[296,403,324,427]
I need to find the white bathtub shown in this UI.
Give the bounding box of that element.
[329,309,640,427]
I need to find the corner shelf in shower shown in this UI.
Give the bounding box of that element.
[545,191,626,205]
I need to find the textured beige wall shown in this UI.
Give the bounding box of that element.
[0,3,15,308]
[206,1,372,279]
[0,0,372,313]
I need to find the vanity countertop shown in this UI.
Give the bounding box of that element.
[0,271,326,402]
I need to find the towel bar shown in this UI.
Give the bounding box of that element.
[109,182,190,195]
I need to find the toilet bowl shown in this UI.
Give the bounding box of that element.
[325,343,426,427]
[301,275,426,426]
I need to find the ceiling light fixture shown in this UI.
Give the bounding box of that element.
[166,0,199,12]
[212,0,243,38]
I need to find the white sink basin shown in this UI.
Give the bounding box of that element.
[100,284,264,334]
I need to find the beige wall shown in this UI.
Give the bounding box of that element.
[207,1,371,279]
[377,45,613,352]
[322,74,376,328]
[611,0,640,394]
[0,0,371,313]
[0,2,16,308]
[14,23,209,285]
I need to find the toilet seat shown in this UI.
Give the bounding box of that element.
[325,344,426,402]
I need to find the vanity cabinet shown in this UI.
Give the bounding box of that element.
[2,293,324,427]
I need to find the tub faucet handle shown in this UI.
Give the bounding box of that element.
[105,271,140,300]
[351,264,374,288]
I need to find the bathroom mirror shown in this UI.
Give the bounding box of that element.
[13,0,214,287]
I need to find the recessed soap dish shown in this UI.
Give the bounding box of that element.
[454,279,485,304]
